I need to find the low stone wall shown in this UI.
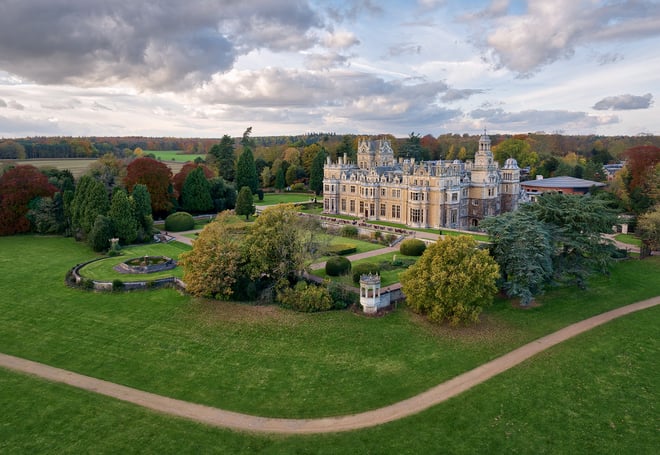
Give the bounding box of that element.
[68,257,186,292]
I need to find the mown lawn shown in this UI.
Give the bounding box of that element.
[148,150,206,162]
[312,251,418,287]
[254,192,318,206]
[615,233,642,247]
[0,235,658,425]
[77,242,191,281]
[1,305,657,454]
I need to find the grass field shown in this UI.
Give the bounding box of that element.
[615,233,642,247]
[1,158,97,178]
[148,150,207,162]
[0,236,658,452]
[255,192,318,206]
[312,250,418,286]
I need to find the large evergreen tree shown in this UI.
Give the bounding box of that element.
[181,167,213,213]
[235,147,259,194]
[275,167,286,191]
[209,177,236,212]
[235,186,255,220]
[109,189,137,245]
[208,135,236,182]
[309,148,326,195]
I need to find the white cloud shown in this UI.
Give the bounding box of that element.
[593,93,654,110]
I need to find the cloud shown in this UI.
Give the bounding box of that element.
[593,93,654,110]
[325,0,383,22]
[305,52,350,70]
[0,115,61,136]
[7,100,25,110]
[467,0,660,74]
[0,99,6,108]
[388,43,422,57]
[323,31,360,50]
[441,88,485,102]
[0,0,324,90]
[470,107,619,132]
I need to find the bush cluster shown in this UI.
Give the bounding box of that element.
[340,225,358,238]
[400,239,427,256]
[164,211,195,232]
[326,243,357,256]
[352,262,380,283]
[278,281,333,312]
[325,256,351,276]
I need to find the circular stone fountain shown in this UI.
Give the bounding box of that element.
[113,256,177,274]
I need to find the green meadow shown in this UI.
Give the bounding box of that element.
[0,235,658,453]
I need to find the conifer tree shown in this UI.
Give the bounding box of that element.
[181,167,213,213]
[235,147,259,194]
[209,135,236,182]
[235,186,255,220]
[309,148,326,195]
[109,188,137,245]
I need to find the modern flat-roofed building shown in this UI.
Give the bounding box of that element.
[521,175,605,202]
[322,133,524,229]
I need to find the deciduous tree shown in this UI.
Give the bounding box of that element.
[125,157,173,214]
[0,165,57,235]
[401,235,499,325]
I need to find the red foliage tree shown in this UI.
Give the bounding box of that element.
[172,162,215,197]
[0,165,57,235]
[622,145,660,191]
[124,157,174,214]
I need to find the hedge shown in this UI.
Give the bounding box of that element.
[326,243,357,256]
[352,262,380,283]
[340,225,358,238]
[164,211,195,232]
[325,256,351,276]
[400,238,426,256]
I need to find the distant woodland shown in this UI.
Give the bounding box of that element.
[1,132,659,164]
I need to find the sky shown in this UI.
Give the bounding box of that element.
[0,0,658,139]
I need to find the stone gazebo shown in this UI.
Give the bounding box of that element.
[359,273,382,314]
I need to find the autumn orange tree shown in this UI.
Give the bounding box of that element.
[621,145,660,213]
[124,157,174,215]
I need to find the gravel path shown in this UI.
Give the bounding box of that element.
[1,296,657,434]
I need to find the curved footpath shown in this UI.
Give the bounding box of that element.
[1,296,658,434]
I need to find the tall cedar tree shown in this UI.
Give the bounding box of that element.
[523,192,618,288]
[109,189,137,245]
[309,148,326,195]
[70,175,109,236]
[0,165,57,235]
[235,147,259,194]
[124,157,173,214]
[172,162,214,197]
[401,235,500,325]
[181,167,214,213]
[275,167,286,191]
[235,186,255,220]
[131,184,152,231]
[208,135,236,181]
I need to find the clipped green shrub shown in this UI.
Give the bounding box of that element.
[326,243,357,256]
[325,256,351,276]
[352,262,380,283]
[340,225,358,238]
[400,238,427,256]
[278,281,333,312]
[164,211,195,232]
[112,279,125,292]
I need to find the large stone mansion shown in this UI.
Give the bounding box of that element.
[322,133,523,229]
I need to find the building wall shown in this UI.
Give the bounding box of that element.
[323,135,521,229]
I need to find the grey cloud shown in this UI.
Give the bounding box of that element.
[305,52,350,70]
[593,93,653,110]
[388,43,422,57]
[0,1,324,90]
[325,0,383,22]
[467,0,660,74]
[0,99,6,108]
[470,107,619,131]
[441,89,485,102]
[7,100,25,110]
[0,115,61,136]
[91,101,113,111]
[41,99,82,110]
[597,52,624,65]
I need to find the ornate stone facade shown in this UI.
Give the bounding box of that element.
[323,133,522,229]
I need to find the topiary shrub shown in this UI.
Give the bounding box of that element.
[400,238,426,256]
[164,211,195,232]
[352,262,380,283]
[326,243,357,256]
[340,225,358,238]
[325,256,351,276]
[112,279,125,292]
